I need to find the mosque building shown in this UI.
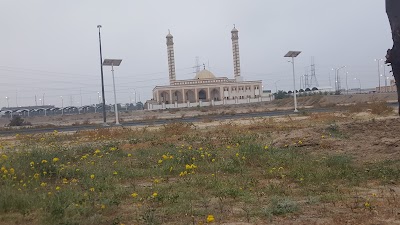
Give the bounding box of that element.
[146,26,263,110]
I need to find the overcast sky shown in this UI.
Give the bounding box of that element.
[0,0,392,108]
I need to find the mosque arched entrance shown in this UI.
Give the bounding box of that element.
[198,90,207,101]
[160,91,170,104]
[172,90,183,103]
[210,89,220,101]
[186,90,195,103]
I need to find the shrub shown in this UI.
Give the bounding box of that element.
[8,115,31,126]
[264,197,299,216]
[370,101,394,115]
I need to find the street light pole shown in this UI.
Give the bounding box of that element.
[333,66,346,93]
[284,51,302,113]
[375,59,383,92]
[346,72,349,95]
[5,97,9,108]
[97,25,107,125]
[111,63,120,125]
[354,78,361,94]
[274,80,280,93]
[382,64,388,92]
[61,96,64,116]
[103,59,123,126]
[134,90,137,105]
[291,57,298,112]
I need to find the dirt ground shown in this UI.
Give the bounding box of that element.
[0,92,397,127]
[0,93,400,224]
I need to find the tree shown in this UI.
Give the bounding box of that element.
[135,101,144,110]
[386,0,400,115]
[273,90,289,100]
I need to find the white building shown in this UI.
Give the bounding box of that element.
[146,26,264,110]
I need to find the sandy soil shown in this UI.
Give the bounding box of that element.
[0,93,397,127]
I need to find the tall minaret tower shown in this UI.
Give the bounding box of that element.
[166,30,176,84]
[231,25,241,81]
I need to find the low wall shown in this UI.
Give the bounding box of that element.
[147,97,269,110]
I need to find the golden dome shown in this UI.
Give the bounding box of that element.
[194,69,216,80]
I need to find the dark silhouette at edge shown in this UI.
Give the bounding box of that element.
[386,0,400,115]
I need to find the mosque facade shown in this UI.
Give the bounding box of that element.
[146,27,263,110]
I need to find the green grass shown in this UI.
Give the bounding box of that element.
[0,122,399,224]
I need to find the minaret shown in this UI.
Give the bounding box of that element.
[231,25,241,81]
[166,30,176,84]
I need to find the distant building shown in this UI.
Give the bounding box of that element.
[376,79,397,92]
[146,26,263,110]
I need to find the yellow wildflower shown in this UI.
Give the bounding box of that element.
[30,161,35,167]
[158,159,163,164]
[62,178,68,184]
[127,153,132,157]
[33,173,40,179]
[89,187,95,192]
[1,154,7,160]
[9,168,14,174]
[0,166,5,172]
[101,204,106,209]
[41,159,48,164]
[55,186,61,191]
[40,182,47,187]
[264,145,269,150]
[113,171,118,175]
[131,192,138,198]
[53,157,60,163]
[152,192,158,198]
[90,174,95,179]
[206,215,215,223]
[179,171,188,177]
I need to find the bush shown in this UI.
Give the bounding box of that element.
[8,115,31,126]
[273,90,289,100]
[264,197,299,216]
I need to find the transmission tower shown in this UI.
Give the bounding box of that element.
[194,56,200,73]
[309,57,319,88]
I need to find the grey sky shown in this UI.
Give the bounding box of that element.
[0,0,391,108]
